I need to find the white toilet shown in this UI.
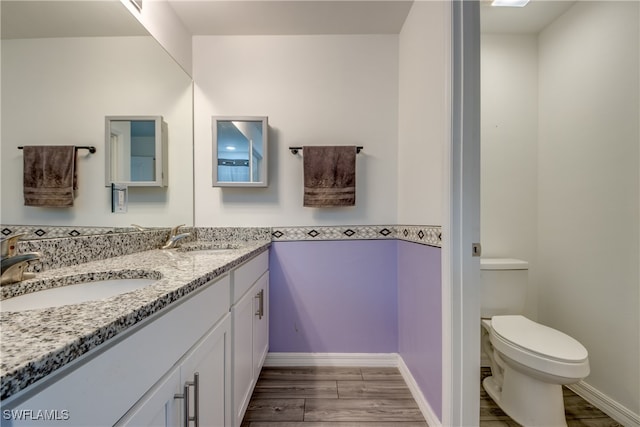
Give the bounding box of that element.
[480,258,590,427]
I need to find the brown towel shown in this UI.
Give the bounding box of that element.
[23,145,77,207]
[303,145,356,207]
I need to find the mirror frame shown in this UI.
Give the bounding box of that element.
[105,115,168,187]
[212,116,268,188]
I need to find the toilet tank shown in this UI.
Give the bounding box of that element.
[480,258,528,318]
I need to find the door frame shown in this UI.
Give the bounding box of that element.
[442,1,481,426]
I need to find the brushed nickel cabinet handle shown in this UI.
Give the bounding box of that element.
[193,372,200,427]
[175,373,199,427]
[173,382,190,427]
[255,289,264,319]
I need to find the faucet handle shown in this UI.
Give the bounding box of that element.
[170,224,185,237]
[1,234,27,258]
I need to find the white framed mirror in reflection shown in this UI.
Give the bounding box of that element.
[105,116,168,187]
[212,116,268,187]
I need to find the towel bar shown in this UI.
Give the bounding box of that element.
[18,146,96,154]
[289,146,362,155]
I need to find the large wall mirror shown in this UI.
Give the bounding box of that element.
[105,116,168,187]
[212,116,268,187]
[0,1,194,234]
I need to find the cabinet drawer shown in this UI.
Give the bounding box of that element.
[231,251,268,304]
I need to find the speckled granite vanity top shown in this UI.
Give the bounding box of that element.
[0,240,270,400]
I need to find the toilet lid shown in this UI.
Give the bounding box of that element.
[491,315,588,363]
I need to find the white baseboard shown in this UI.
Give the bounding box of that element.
[264,352,442,427]
[264,352,398,367]
[568,381,640,427]
[397,356,443,427]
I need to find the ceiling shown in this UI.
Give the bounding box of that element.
[0,1,148,39]
[480,0,576,34]
[168,0,575,36]
[0,0,577,40]
[166,0,413,35]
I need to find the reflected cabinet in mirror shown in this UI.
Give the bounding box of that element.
[212,116,268,187]
[105,116,168,187]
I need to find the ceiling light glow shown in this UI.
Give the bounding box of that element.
[491,0,530,7]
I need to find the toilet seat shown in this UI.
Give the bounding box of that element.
[492,315,588,363]
[489,315,590,379]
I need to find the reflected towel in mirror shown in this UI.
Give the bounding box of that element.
[23,145,77,207]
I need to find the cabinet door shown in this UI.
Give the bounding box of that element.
[252,272,269,380]
[114,368,182,427]
[232,288,255,427]
[181,314,231,427]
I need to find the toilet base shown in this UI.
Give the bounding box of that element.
[483,367,568,427]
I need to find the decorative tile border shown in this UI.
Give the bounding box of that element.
[271,225,442,247]
[271,225,395,241]
[397,225,442,247]
[0,224,137,239]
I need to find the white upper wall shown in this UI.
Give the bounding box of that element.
[480,33,539,318]
[397,1,448,226]
[481,3,639,417]
[120,0,193,76]
[0,37,193,227]
[193,35,399,227]
[537,1,639,415]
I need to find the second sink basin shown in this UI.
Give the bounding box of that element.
[1,276,159,313]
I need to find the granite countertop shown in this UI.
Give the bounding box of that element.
[0,240,270,401]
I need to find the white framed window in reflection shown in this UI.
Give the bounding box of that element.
[212,116,268,187]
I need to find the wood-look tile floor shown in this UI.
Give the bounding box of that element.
[480,367,623,427]
[242,366,623,427]
[241,366,428,426]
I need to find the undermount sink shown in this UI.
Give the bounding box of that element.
[0,276,160,313]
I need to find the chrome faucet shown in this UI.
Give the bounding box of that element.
[1,234,41,286]
[161,225,191,249]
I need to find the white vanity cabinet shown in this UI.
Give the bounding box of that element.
[116,314,231,427]
[1,248,270,427]
[230,251,269,427]
[1,275,231,427]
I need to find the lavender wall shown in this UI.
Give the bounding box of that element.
[268,239,442,420]
[269,240,398,352]
[397,240,442,420]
